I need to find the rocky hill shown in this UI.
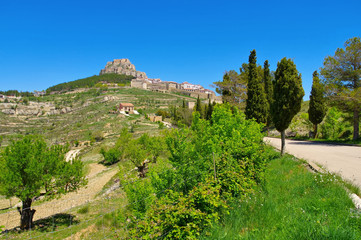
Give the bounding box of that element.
[99,59,147,78]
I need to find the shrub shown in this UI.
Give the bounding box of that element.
[100,147,122,165]
[77,205,89,214]
[128,180,228,239]
[124,178,156,218]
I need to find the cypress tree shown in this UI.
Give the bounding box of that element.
[195,96,202,113]
[206,99,213,120]
[271,58,304,155]
[308,71,327,138]
[264,60,273,127]
[245,50,267,124]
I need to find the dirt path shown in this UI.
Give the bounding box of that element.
[65,149,81,162]
[0,163,117,230]
[264,137,361,187]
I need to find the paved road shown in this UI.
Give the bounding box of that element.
[264,137,361,187]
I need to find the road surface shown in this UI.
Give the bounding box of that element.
[264,137,361,187]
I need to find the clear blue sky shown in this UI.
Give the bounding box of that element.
[1,0,360,99]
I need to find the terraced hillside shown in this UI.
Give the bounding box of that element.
[0,87,194,147]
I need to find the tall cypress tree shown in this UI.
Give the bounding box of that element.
[245,50,267,124]
[195,96,203,117]
[206,99,213,120]
[308,71,327,138]
[271,58,304,155]
[264,60,273,127]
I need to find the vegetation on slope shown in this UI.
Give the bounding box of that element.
[46,73,134,93]
[202,155,361,239]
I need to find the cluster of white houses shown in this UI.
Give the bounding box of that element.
[131,77,219,100]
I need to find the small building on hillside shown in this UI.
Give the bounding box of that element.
[119,103,134,114]
[149,115,163,122]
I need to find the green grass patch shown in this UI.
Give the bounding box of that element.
[202,155,361,239]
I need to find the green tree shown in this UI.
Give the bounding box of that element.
[206,99,214,121]
[321,37,361,140]
[0,136,86,230]
[264,60,273,127]
[195,96,202,114]
[271,58,305,155]
[245,50,268,124]
[214,70,247,107]
[308,71,327,138]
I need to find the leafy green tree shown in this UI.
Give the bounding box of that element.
[321,37,361,140]
[0,136,86,230]
[264,60,273,127]
[271,58,304,155]
[214,70,247,107]
[320,107,348,139]
[245,50,267,124]
[308,71,327,138]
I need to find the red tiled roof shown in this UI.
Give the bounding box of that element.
[120,103,134,107]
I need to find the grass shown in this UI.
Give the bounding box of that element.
[201,154,361,239]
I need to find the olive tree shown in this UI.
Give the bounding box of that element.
[0,135,86,230]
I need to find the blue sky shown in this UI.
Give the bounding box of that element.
[1,0,360,99]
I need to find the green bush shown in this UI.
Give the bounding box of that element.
[100,147,122,165]
[321,107,350,139]
[124,178,156,218]
[124,104,268,238]
[128,180,228,239]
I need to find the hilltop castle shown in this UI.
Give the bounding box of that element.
[100,59,220,101]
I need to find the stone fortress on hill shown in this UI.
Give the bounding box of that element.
[100,59,221,101]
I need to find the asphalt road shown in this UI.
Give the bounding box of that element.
[264,137,361,187]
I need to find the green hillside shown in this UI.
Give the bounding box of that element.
[46,73,134,93]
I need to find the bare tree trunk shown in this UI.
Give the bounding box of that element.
[281,130,285,155]
[313,124,318,139]
[18,198,36,230]
[353,109,360,140]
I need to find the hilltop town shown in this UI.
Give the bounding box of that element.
[100,59,221,102]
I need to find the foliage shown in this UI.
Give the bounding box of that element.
[272,57,305,132]
[0,90,33,97]
[201,154,361,239]
[0,135,86,229]
[271,57,304,154]
[245,50,268,124]
[214,70,247,107]
[100,147,122,165]
[124,104,269,238]
[124,178,156,218]
[46,73,134,93]
[263,60,273,127]
[308,71,327,137]
[320,107,350,139]
[321,37,361,140]
[128,180,228,239]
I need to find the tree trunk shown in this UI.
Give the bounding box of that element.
[313,124,318,139]
[353,109,360,140]
[281,130,286,155]
[18,198,36,230]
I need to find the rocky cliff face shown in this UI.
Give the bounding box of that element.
[99,59,147,78]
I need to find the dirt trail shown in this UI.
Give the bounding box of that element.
[65,149,81,162]
[0,163,117,230]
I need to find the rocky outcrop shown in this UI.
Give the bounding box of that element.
[99,59,147,78]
